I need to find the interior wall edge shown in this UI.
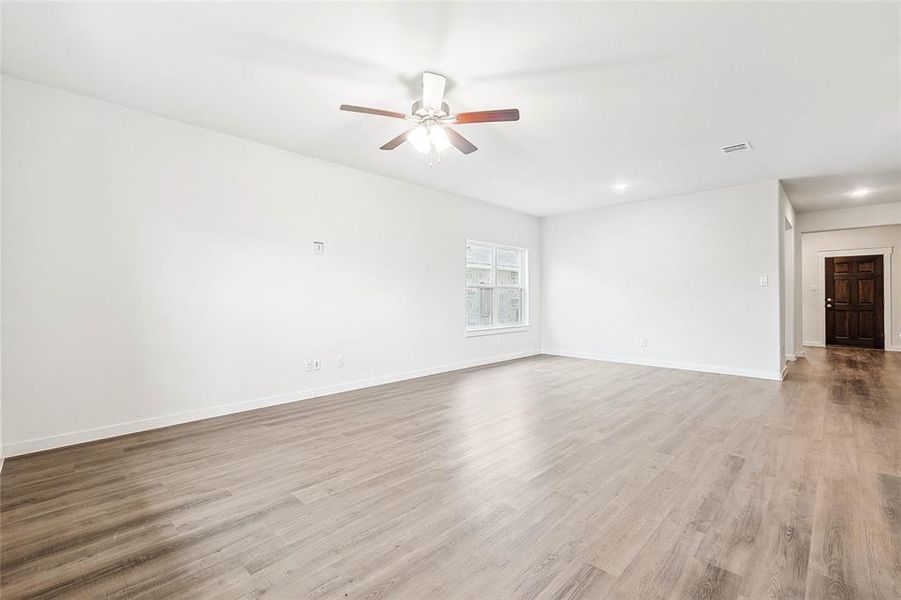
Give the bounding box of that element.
[3,349,539,458]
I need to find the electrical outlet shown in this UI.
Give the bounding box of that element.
[313,359,321,371]
[304,360,313,372]
[640,338,648,348]
[336,354,345,368]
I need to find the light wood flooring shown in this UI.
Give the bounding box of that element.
[1,347,899,599]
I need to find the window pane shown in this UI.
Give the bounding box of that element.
[496,267,520,287]
[496,248,521,287]
[466,287,493,327]
[497,288,523,325]
[496,248,520,269]
[466,243,494,287]
[466,266,493,286]
[466,244,493,266]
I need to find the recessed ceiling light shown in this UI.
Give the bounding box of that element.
[612,182,632,192]
[849,188,872,198]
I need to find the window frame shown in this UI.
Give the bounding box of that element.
[464,240,530,336]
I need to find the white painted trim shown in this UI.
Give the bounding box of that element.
[3,349,540,457]
[309,350,539,398]
[4,388,314,457]
[816,247,893,350]
[541,349,783,381]
[886,346,901,353]
[465,325,531,337]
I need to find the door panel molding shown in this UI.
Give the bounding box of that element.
[817,247,893,349]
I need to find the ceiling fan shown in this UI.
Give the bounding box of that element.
[340,72,519,165]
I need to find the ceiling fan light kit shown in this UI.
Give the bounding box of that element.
[340,72,520,166]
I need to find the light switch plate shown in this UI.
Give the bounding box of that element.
[313,241,324,255]
[759,276,768,286]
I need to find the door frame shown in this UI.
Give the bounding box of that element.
[817,247,893,349]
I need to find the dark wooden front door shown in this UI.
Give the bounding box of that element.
[825,255,884,349]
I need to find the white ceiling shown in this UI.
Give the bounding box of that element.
[2,1,899,216]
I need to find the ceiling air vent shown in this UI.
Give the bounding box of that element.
[721,141,752,154]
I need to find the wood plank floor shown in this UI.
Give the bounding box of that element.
[1,348,899,599]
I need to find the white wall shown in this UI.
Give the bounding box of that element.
[1,77,541,456]
[798,201,901,233]
[541,181,783,380]
[779,184,801,362]
[0,26,4,469]
[801,225,901,349]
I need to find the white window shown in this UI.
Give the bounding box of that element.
[465,241,528,334]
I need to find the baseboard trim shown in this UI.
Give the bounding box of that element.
[4,388,316,458]
[3,350,540,458]
[887,346,901,353]
[542,349,783,381]
[311,350,540,398]
[781,365,788,380]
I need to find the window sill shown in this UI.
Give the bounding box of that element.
[465,325,531,337]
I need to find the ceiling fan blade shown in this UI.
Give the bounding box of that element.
[340,104,407,119]
[444,127,478,155]
[421,72,446,112]
[380,129,414,150]
[451,109,520,124]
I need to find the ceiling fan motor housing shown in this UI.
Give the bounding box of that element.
[411,100,450,119]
